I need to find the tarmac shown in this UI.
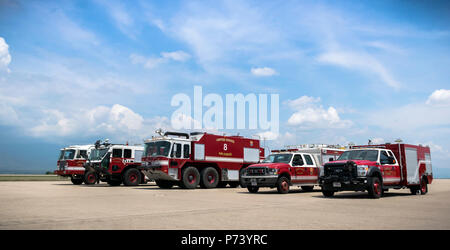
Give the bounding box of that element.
[1,179,449,229]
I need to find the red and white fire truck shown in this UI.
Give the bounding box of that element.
[55,145,94,185]
[83,140,145,186]
[319,142,433,198]
[242,145,346,194]
[139,130,265,189]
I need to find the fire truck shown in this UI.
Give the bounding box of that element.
[83,140,145,186]
[319,142,433,198]
[55,145,94,185]
[139,130,265,189]
[241,145,346,194]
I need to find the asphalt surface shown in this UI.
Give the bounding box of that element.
[1,179,449,229]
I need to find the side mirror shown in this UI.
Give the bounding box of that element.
[388,156,396,164]
[329,157,334,162]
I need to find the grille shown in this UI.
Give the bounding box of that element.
[324,162,357,178]
[247,167,268,176]
[59,161,66,170]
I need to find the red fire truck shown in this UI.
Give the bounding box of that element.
[319,142,433,198]
[139,131,265,189]
[83,140,145,186]
[242,145,346,194]
[55,145,94,185]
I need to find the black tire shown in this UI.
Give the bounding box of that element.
[180,166,200,189]
[84,171,98,185]
[411,178,428,195]
[70,177,83,185]
[420,178,428,195]
[200,167,219,188]
[368,176,382,199]
[123,168,141,186]
[228,182,240,188]
[108,180,122,186]
[301,186,314,192]
[156,180,174,189]
[322,190,335,197]
[277,176,290,194]
[239,168,247,188]
[247,186,259,193]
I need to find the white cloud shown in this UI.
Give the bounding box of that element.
[371,138,385,144]
[130,50,191,69]
[161,51,191,62]
[317,50,400,89]
[426,89,450,106]
[0,37,11,73]
[287,96,352,129]
[28,104,171,141]
[251,67,277,77]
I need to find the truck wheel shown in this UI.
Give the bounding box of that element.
[411,176,429,195]
[70,177,83,185]
[84,171,97,185]
[181,167,200,189]
[322,190,334,197]
[200,167,219,188]
[277,177,290,194]
[123,168,141,186]
[247,186,259,193]
[156,180,174,189]
[301,186,314,192]
[239,168,247,188]
[368,176,382,199]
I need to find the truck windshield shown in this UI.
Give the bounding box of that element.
[262,154,293,163]
[338,150,378,162]
[58,150,64,160]
[61,149,76,160]
[144,141,171,157]
[89,148,109,161]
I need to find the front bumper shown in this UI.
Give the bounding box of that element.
[319,176,368,192]
[54,168,85,177]
[140,168,177,181]
[241,175,278,188]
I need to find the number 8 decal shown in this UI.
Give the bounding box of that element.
[224,143,228,151]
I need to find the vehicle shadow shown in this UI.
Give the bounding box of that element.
[312,191,414,199]
[135,186,245,191]
[237,189,323,195]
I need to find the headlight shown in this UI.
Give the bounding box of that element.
[268,168,278,175]
[357,165,369,177]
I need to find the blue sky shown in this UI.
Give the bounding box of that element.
[0,0,449,176]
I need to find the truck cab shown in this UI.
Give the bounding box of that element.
[319,144,431,198]
[140,130,264,189]
[84,140,145,186]
[55,145,93,185]
[242,152,320,194]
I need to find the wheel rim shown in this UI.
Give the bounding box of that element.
[129,173,137,183]
[207,173,215,184]
[88,174,95,183]
[281,181,289,192]
[421,180,427,193]
[373,181,380,195]
[188,173,196,184]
